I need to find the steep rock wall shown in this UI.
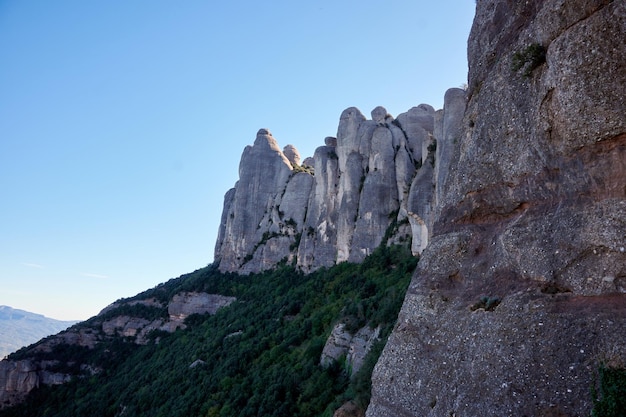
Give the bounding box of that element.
[367,1,626,416]
[214,100,467,274]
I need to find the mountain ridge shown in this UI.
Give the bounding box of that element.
[0,306,77,359]
[0,246,417,416]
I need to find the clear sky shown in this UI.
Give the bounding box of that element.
[0,1,475,321]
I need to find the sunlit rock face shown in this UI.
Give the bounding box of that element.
[214,128,296,274]
[214,99,465,273]
[367,1,626,416]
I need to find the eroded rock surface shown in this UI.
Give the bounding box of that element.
[367,1,626,416]
[168,292,236,321]
[214,100,462,273]
[320,323,380,377]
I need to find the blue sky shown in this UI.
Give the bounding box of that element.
[0,1,475,321]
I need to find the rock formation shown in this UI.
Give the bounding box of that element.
[0,359,73,408]
[2,1,624,414]
[214,100,463,273]
[0,291,235,408]
[367,1,626,416]
[168,292,236,321]
[320,323,380,377]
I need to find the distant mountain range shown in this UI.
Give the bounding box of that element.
[0,306,77,358]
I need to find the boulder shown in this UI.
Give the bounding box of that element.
[283,144,301,166]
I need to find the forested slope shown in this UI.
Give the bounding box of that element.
[1,244,416,417]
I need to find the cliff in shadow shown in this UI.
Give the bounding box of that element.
[367,1,626,416]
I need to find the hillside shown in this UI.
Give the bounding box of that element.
[0,245,416,416]
[0,306,76,359]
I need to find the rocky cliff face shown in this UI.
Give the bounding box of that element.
[215,97,467,273]
[3,1,623,414]
[367,1,626,416]
[320,323,381,377]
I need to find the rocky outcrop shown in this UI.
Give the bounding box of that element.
[0,360,38,408]
[367,1,626,416]
[0,291,236,408]
[0,359,70,408]
[215,101,456,273]
[100,292,236,342]
[320,323,380,376]
[168,292,236,321]
[215,129,305,274]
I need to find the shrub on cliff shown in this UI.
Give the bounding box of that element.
[0,244,417,417]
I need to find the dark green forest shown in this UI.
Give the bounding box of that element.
[2,244,417,417]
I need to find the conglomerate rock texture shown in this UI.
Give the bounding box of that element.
[367,1,626,416]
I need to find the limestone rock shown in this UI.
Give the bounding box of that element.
[213,187,236,264]
[367,1,626,416]
[296,145,339,271]
[302,156,315,168]
[349,126,399,263]
[434,88,466,213]
[102,316,155,338]
[214,129,295,273]
[30,327,99,352]
[39,371,71,385]
[396,104,435,133]
[347,325,380,375]
[406,156,435,254]
[370,106,392,123]
[320,323,353,368]
[189,359,206,369]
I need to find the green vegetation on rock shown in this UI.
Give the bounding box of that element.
[592,365,626,417]
[1,244,417,417]
[511,43,546,77]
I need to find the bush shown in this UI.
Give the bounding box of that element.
[592,365,626,417]
[0,245,417,417]
[511,43,546,77]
